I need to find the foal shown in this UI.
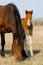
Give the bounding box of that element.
[21,10,33,56]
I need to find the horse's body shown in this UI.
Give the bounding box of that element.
[0,3,26,60]
[21,10,33,56]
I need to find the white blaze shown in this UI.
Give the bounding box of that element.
[27,19,31,26]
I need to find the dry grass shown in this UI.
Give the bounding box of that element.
[0,25,43,65]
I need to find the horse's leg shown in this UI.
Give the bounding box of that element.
[1,32,5,57]
[25,34,33,56]
[29,35,33,56]
[24,34,29,56]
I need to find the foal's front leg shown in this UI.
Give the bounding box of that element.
[24,34,33,57]
[1,32,5,57]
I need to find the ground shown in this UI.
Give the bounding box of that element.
[0,25,43,65]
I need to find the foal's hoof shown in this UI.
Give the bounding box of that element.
[1,51,5,57]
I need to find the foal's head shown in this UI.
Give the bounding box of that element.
[25,10,33,26]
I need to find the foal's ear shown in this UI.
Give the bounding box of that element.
[31,10,33,14]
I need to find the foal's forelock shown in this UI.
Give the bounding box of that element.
[27,19,31,26]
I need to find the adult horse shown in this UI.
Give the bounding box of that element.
[21,10,33,56]
[0,3,26,60]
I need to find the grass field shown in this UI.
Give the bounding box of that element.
[0,25,43,65]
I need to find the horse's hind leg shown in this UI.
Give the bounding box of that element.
[1,32,5,57]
